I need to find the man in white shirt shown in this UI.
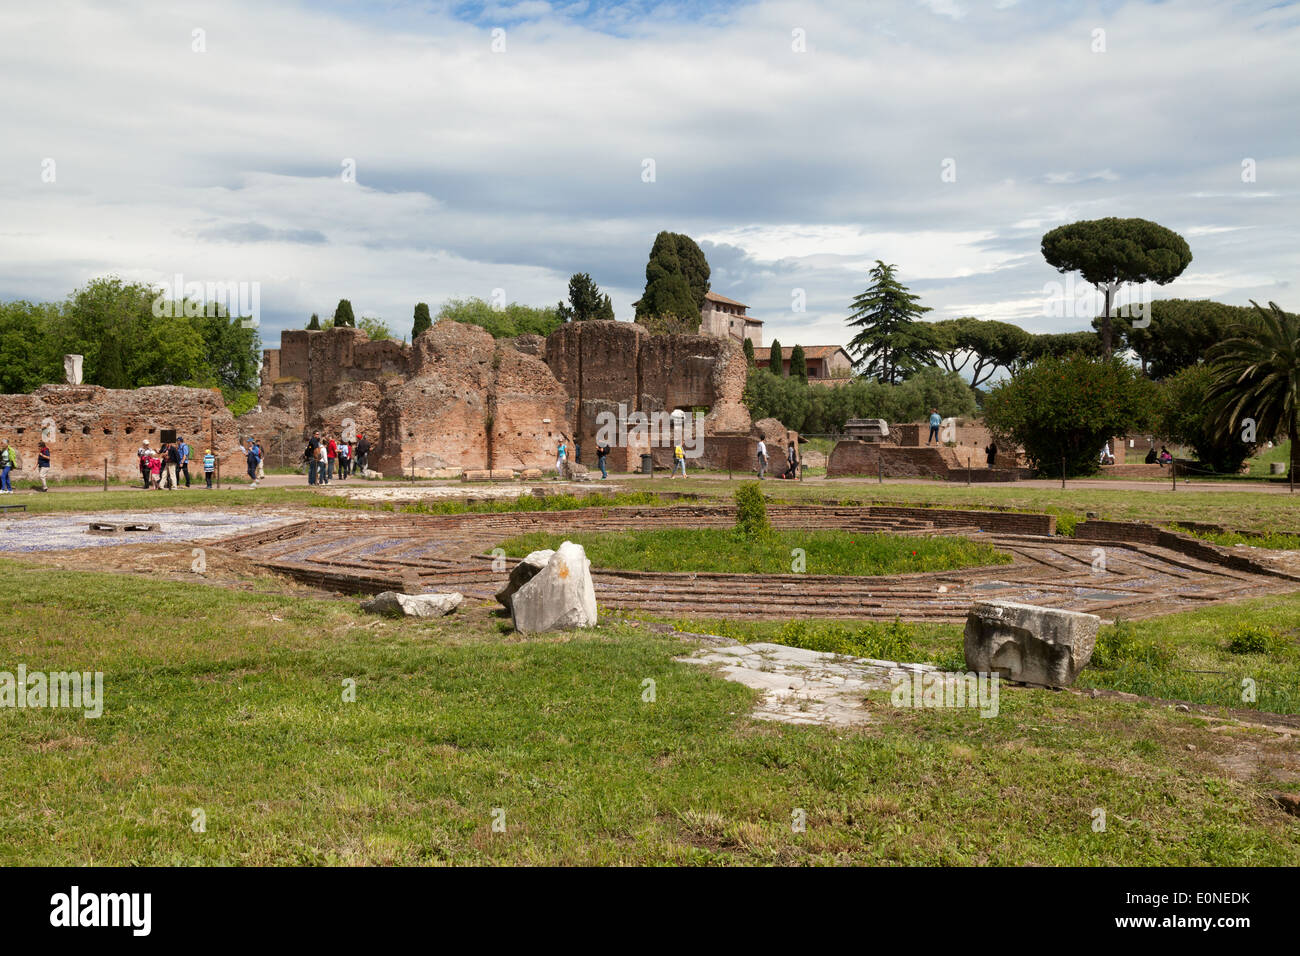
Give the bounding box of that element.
[756,439,768,479]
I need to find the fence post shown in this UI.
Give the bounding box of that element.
[1061,455,1066,490]
[967,455,971,486]
[1171,460,1176,491]
[103,459,108,493]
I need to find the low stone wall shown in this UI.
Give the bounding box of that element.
[826,441,1026,481]
[1073,520,1300,581]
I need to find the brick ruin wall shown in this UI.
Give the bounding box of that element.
[1,321,784,480]
[0,385,240,481]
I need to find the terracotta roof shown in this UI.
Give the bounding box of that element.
[753,345,850,360]
[704,291,748,308]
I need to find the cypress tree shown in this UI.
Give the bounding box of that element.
[307,313,321,330]
[634,231,711,324]
[768,339,783,375]
[742,337,755,367]
[412,302,432,338]
[333,299,356,328]
[789,344,807,381]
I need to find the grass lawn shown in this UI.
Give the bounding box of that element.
[0,558,1296,865]
[496,529,1013,576]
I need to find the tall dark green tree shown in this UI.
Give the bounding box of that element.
[846,261,933,384]
[1116,299,1254,379]
[742,337,755,367]
[634,231,710,325]
[789,344,807,381]
[557,273,616,322]
[307,313,321,330]
[333,299,356,328]
[768,339,783,376]
[412,302,432,338]
[1041,217,1192,355]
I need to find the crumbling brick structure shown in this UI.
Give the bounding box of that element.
[243,320,782,477]
[0,384,239,480]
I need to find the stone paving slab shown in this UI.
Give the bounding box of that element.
[678,641,940,727]
[0,511,301,553]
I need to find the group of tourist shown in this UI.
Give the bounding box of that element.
[136,437,220,490]
[755,438,799,480]
[303,432,370,485]
[0,437,34,493]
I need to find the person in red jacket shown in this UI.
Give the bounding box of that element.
[326,435,338,480]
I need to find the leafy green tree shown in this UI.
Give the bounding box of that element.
[1041,218,1192,355]
[412,303,432,338]
[846,261,933,384]
[1017,330,1101,367]
[984,354,1156,477]
[925,317,1032,388]
[634,231,710,324]
[135,317,209,386]
[742,338,755,367]
[1117,299,1255,379]
[307,313,321,330]
[768,339,783,376]
[789,344,807,382]
[436,297,562,338]
[1205,301,1300,478]
[358,316,392,341]
[333,299,356,328]
[0,300,62,392]
[1156,365,1252,473]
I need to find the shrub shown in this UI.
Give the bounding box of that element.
[734,482,770,538]
[1225,623,1283,655]
[1090,621,1173,669]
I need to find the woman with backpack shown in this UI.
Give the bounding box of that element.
[0,439,17,494]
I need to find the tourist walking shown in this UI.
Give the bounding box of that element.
[556,438,567,478]
[315,441,329,484]
[0,439,16,493]
[756,438,768,479]
[203,449,216,489]
[137,438,153,489]
[355,434,370,474]
[177,436,192,487]
[164,441,180,489]
[785,441,798,479]
[671,442,686,478]
[254,439,265,481]
[148,451,163,489]
[37,441,51,492]
[306,431,322,484]
[338,441,350,479]
[928,408,941,444]
[985,442,997,468]
[596,442,610,479]
[246,440,261,488]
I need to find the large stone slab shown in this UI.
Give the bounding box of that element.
[963,600,1100,687]
[509,541,597,633]
[361,590,462,618]
[494,548,554,609]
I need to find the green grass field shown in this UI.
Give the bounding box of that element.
[496,529,1012,576]
[0,558,1296,865]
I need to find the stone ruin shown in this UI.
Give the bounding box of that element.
[827,417,1026,482]
[0,321,792,481]
[0,384,238,481]
[239,320,791,477]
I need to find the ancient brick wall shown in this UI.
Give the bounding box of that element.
[0,384,239,480]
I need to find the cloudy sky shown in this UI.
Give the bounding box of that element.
[1,0,1297,354]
